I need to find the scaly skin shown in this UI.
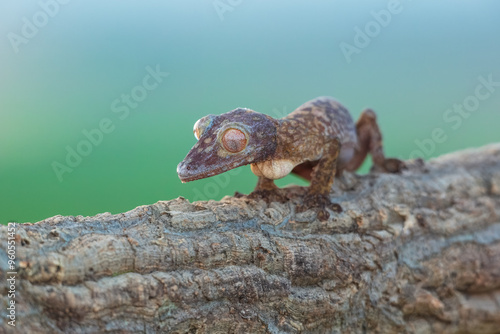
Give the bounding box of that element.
[177,97,404,220]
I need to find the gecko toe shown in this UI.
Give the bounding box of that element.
[382,158,406,173]
[329,202,343,213]
[317,209,330,221]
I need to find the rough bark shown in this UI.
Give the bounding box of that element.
[1,144,500,334]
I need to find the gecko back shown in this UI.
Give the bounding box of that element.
[284,96,357,147]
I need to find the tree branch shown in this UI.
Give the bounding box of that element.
[1,144,500,333]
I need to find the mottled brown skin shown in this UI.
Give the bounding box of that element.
[178,97,403,220]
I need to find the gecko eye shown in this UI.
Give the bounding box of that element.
[193,116,214,140]
[221,128,247,153]
[193,119,202,140]
[193,129,201,140]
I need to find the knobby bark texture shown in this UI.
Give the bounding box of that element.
[1,144,500,334]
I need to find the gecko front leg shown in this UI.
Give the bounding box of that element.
[254,176,278,191]
[297,137,343,221]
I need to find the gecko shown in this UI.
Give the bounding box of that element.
[177,97,404,220]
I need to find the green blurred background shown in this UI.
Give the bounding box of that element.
[1,0,499,224]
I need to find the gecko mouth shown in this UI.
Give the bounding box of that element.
[177,156,254,183]
[177,169,221,183]
[177,162,231,183]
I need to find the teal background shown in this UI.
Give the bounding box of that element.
[1,0,499,224]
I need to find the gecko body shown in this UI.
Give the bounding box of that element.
[177,97,402,219]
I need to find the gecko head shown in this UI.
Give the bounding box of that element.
[177,108,278,182]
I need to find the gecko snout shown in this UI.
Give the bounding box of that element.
[177,161,195,183]
[177,152,231,183]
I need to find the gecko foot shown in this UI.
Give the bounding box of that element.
[244,189,289,204]
[372,158,406,174]
[297,193,342,221]
[384,158,406,173]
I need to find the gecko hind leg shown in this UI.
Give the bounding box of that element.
[345,108,405,173]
